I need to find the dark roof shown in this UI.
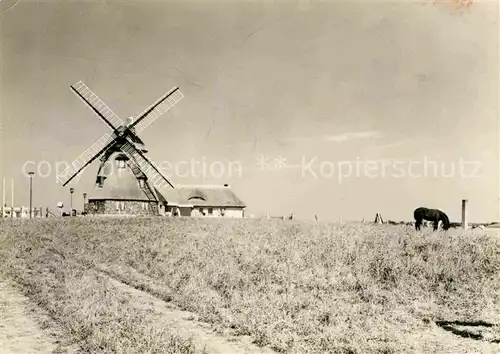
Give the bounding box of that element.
[87,158,167,201]
[164,185,246,208]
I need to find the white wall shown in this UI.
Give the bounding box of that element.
[193,207,244,218]
[222,208,244,218]
[165,205,245,218]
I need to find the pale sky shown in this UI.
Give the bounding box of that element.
[0,0,498,222]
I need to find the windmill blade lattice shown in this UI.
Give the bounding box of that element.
[120,140,174,193]
[57,131,119,186]
[131,87,184,134]
[71,81,125,130]
[124,158,158,201]
[123,157,161,215]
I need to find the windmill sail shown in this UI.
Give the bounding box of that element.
[71,81,124,130]
[57,132,119,186]
[60,79,183,216]
[130,87,184,134]
[124,159,158,200]
[58,81,128,185]
[123,158,161,214]
[120,140,174,193]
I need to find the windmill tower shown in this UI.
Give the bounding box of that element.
[57,81,184,216]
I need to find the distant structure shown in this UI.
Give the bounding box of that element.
[57,202,64,217]
[374,213,384,224]
[163,184,246,218]
[57,81,184,216]
[461,199,468,229]
[1,177,44,218]
[78,184,246,218]
[0,206,44,218]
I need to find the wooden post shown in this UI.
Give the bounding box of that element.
[83,193,88,214]
[461,199,468,229]
[2,177,5,212]
[10,178,14,212]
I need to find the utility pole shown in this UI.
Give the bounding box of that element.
[70,187,74,215]
[28,172,34,218]
[2,177,5,218]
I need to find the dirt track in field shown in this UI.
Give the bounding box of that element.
[107,276,277,354]
[2,254,499,354]
[0,267,277,354]
[0,278,60,354]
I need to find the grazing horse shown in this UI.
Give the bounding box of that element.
[413,207,450,231]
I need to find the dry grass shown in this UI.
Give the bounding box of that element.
[1,217,499,353]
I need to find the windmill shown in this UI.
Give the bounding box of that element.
[57,81,184,216]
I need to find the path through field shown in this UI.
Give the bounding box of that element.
[0,266,277,354]
[0,278,62,354]
[72,261,500,354]
[2,267,497,354]
[106,276,277,354]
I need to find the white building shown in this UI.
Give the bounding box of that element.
[1,206,44,218]
[163,184,246,218]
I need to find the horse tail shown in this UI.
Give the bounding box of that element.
[439,211,450,229]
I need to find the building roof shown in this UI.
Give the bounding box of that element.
[88,156,166,201]
[164,185,246,208]
[85,154,243,208]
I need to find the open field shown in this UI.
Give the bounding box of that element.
[0,217,499,353]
